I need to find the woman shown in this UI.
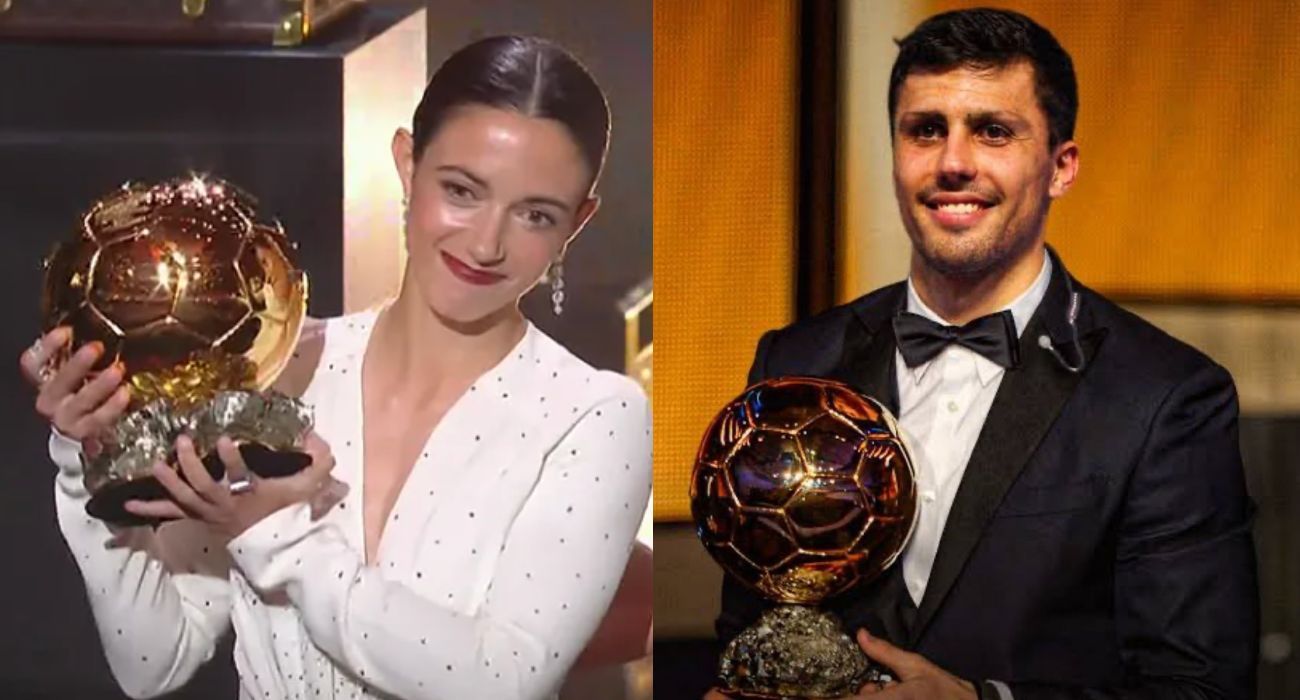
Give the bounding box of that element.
[19,35,651,700]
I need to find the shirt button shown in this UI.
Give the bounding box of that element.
[922,491,936,503]
[947,400,959,413]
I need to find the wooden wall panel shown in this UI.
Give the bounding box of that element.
[653,0,797,521]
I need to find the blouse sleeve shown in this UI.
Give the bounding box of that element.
[227,380,652,700]
[51,431,235,699]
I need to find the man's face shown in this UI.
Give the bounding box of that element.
[892,60,1077,278]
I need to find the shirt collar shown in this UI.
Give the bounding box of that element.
[901,250,1053,386]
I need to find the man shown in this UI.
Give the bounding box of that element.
[712,8,1258,700]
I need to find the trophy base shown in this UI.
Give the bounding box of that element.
[718,605,884,699]
[237,442,314,478]
[86,443,313,527]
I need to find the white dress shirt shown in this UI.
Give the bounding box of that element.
[49,305,653,700]
[896,252,1052,607]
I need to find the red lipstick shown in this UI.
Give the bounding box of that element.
[441,251,505,286]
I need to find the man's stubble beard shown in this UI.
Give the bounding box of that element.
[905,202,1048,283]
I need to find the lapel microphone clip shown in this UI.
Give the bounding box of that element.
[1037,273,1086,374]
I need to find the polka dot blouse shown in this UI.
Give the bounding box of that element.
[49,305,653,700]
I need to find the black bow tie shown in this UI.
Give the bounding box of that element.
[892,310,1021,369]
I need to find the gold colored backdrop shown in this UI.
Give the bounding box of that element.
[653,0,797,521]
[842,0,1300,301]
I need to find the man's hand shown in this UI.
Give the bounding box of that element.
[850,629,977,699]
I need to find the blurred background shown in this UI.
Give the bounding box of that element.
[653,0,1300,698]
[0,0,649,698]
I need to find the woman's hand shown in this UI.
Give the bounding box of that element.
[124,431,341,540]
[20,327,131,446]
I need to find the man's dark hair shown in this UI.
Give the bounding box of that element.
[888,8,1077,149]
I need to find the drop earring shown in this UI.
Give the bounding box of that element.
[399,196,410,249]
[550,260,566,316]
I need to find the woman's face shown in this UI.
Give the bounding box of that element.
[393,104,598,327]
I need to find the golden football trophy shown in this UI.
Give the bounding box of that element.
[41,175,311,525]
[691,377,918,698]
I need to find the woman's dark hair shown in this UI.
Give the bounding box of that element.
[888,8,1077,149]
[412,35,610,189]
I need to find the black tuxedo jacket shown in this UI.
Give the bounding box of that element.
[716,252,1259,699]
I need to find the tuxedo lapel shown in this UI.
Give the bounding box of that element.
[834,315,900,416]
[908,253,1107,644]
[824,286,912,643]
[833,285,905,415]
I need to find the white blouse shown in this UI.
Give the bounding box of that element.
[49,306,653,700]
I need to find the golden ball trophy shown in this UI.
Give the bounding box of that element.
[41,175,311,525]
[691,377,919,698]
